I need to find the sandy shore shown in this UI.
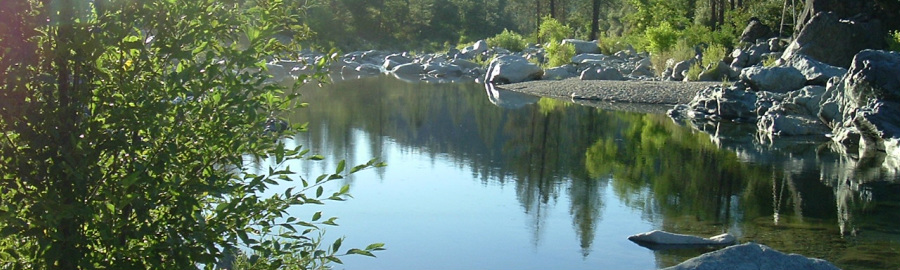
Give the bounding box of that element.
[496,78,720,105]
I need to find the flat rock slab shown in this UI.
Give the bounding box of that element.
[496,78,720,105]
[663,243,840,270]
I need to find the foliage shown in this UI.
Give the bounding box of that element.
[649,39,695,76]
[888,30,900,52]
[762,54,780,67]
[538,15,572,43]
[486,29,527,52]
[545,42,576,68]
[644,22,680,53]
[0,0,383,269]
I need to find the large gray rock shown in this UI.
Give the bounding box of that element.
[383,54,413,70]
[697,61,731,81]
[562,39,600,54]
[758,86,830,138]
[785,55,848,85]
[580,66,625,81]
[663,243,840,270]
[739,18,774,43]
[484,55,544,84]
[740,66,807,93]
[782,12,885,68]
[819,50,900,158]
[795,0,884,33]
[460,40,489,59]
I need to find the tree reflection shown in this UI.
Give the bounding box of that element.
[287,76,900,269]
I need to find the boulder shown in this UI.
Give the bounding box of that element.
[784,55,848,85]
[758,88,831,137]
[580,66,625,81]
[781,12,885,68]
[818,50,900,158]
[795,0,881,33]
[740,66,807,93]
[484,55,544,84]
[391,63,425,75]
[627,230,735,248]
[739,18,775,43]
[542,65,576,80]
[562,39,600,54]
[383,54,413,70]
[424,63,463,78]
[460,40,489,59]
[671,59,695,81]
[663,243,840,270]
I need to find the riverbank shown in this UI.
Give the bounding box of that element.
[496,79,721,105]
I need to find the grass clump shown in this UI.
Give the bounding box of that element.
[487,29,527,52]
[650,39,696,76]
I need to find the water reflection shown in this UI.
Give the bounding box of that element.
[286,76,900,270]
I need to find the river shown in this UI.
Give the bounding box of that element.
[272,76,900,270]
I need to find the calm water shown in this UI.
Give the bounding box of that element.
[275,76,900,270]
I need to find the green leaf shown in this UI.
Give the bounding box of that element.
[336,160,345,174]
[365,243,386,251]
[345,249,376,257]
[309,155,325,160]
[315,186,323,197]
[312,211,322,221]
[331,238,342,253]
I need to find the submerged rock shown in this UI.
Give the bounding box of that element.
[628,230,735,248]
[663,243,840,270]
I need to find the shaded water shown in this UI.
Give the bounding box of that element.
[277,76,900,270]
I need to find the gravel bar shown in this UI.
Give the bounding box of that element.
[496,78,721,105]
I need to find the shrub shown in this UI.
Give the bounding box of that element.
[888,30,900,52]
[538,15,573,43]
[645,22,680,53]
[546,42,576,67]
[487,29,527,52]
[649,40,696,76]
[701,43,727,68]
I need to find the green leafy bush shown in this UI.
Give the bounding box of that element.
[888,30,900,52]
[546,42,576,67]
[487,29,527,52]
[645,22,680,53]
[538,15,573,43]
[649,40,696,75]
[0,0,384,269]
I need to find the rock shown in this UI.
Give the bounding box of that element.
[383,54,413,70]
[784,55,848,86]
[561,39,600,54]
[631,58,655,77]
[391,63,425,75]
[781,12,885,68]
[768,38,785,52]
[730,49,749,68]
[460,40,489,59]
[580,66,625,81]
[424,63,463,78]
[739,18,775,43]
[571,54,608,64]
[542,65,576,80]
[628,230,736,248]
[663,243,840,270]
[697,61,730,81]
[265,63,291,81]
[669,85,783,122]
[671,59,695,81]
[355,63,381,75]
[450,59,480,70]
[758,88,831,137]
[484,55,544,84]
[796,0,881,33]
[819,50,900,158]
[740,66,807,93]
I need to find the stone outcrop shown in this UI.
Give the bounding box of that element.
[663,243,840,270]
[580,66,625,81]
[781,12,885,68]
[818,50,900,159]
[785,55,848,85]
